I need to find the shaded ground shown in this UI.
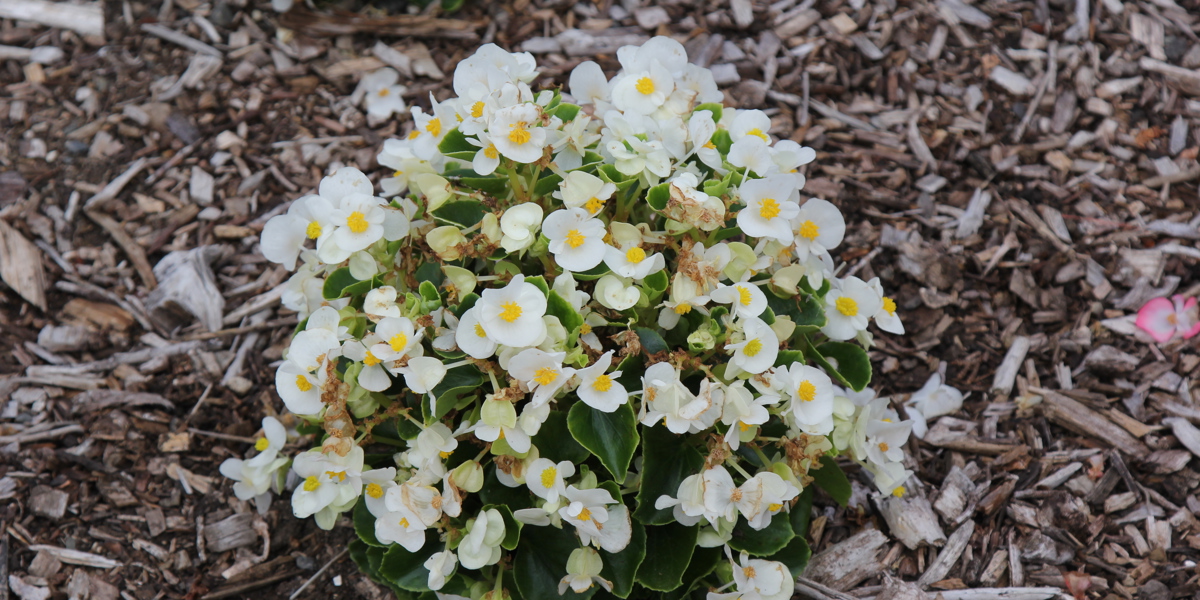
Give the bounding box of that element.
[1,0,1200,598]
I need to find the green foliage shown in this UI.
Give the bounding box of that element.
[567,401,639,481]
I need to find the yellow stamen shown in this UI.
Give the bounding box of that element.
[366,483,384,498]
[758,198,781,219]
[508,121,531,145]
[439,451,451,458]
[347,211,369,234]
[389,333,408,352]
[893,486,905,498]
[882,297,896,317]
[625,247,646,264]
[579,323,593,335]
[635,77,655,95]
[703,141,716,149]
[737,285,753,306]
[540,466,557,488]
[533,367,558,386]
[799,220,819,240]
[565,229,585,248]
[768,503,782,511]
[484,144,498,159]
[399,517,410,528]
[730,488,743,502]
[797,380,816,402]
[743,565,757,579]
[499,301,523,323]
[673,303,692,315]
[295,374,313,392]
[878,442,889,452]
[377,88,390,97]
[255,438,269,451]
[475,323,488,337]
[746,128,768,142]
[592,374,613,392]
[326,470,347,482]
[408,130,420,140]
[363,351,382,366]
[585,197,604,213]
[743,338,763,357]
[426,118,442,137]
[836,297,858,317]
[393,169,404,177]
[471,101,485,118]
[577,507,592,521]
[303,476,320,491]
[738,422,751,431]
[305,221,322,239]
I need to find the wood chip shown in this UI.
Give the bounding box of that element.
[0,0,103,38]
[1040,391,1150,456]
[25,546,120,569]
[806,529,888,590]
[918,520,975,586]
[0,219,47,311]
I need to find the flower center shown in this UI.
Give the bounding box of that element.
[577,507,592,521]
[439,450,451,458]
[730,488,743,502]
[674,303,692,315]
[399,517,410,528]
[408,130,420,140]
[471,101,485,118]
[363,351,381,366]
[508,121,531,145]
[475,323,488,337]
[703,140,716,149]
[585,197,604,213]
[746,128,768,142]
[390,333,408,352]
[797,380,816,402]
[743,565,756,579]
[366,483,384,498]
[758,198,781,219]
[836,297,858,317]
[540,466,557,488]
[303,476,320,491]
[739,422,751,431]
[882,297,896,316]
[295,374,313,392]
[326,470,347,482]
[893,486,905,498]
[426,118,442,137]
[799,219,820,240]
[737,285,753,306]
[255,437,269,451]
[565,229,586,248]
[743,338,763,357]
[625,247,646,264]
[1167,313,1178,325]
[499,301,523,323]
[533,367,558,386]
[592,374,613,392]
[431,495,443,509]
[393,170,404,177]
[377,88,390,97]
[879,442,890,452]
[635,77,655,95]
[484,144,499,159]
[579,323,592,335]
[306,221,322,239]
[347,211,369,234]
[768,502,782,511]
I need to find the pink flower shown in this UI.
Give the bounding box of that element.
[1135,295,1200,343]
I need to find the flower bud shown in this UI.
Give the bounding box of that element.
[481,397,517,429]
[769,265,807,296]
[414,173,452,212]
[687,329,715,352]
[452,460,485,493]
[427,226,467,261]
[480,212,502,243]
[443,266,477,298]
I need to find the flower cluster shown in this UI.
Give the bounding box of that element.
[234,38,916,599]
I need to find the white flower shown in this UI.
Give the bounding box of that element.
[904,372,963,438]
[361,467,398,518]
[474,396,531,453]
[552,113,602,170]
[219,417,289,512]
[574,351,628,413]
[642,364,722,434]
[792,198,845,262]
[777,363,835,435]
[594,274,641,311]
[468,131,502,176]
[743,472,799,530]
[866,417,912,465]
[737,175,800,243]
[868,277,904,335]
[291,446,365,530]
[771,139,816,189]
[560,486,631,553]
[725,316,779,375]
[508,348,575,407]
[459,509,506,570]
[490,103,548,163]
[866,459,913,497]
[385,480,444,527]
[375,506,428,552]
[569,60,610,106]
[260,194,336,270]
[369,316,422,362]
[475,274,548,348]
[455,307,498,359]
[686,111,723,170]
[499,203,543,253]
[721,552,792,600]
[822,276,882,341]
[730,109,773,144]
[276,359,325,415]
[728,136,776,176]
[664,172,726,231]
[559,548,613,595]
[553,171,615,215]
[611,60,674,115]
[364,286,401,320]
[654,473,707,526]
[526,458,575,503]
[320,192,388,264]
[543,208,607,271]
[360,68,407,119]
[409,96,456,161]
[604,241,665,280]
[720,382,770,449]
[709,281,768,319]
[424,550,457,591]
[340,337,391,392]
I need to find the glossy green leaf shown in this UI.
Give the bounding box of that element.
[353,500,385,547]
[427,365,484,421]
[322,267,358,300]
[438,127,474,155]
[546,291,585,335]
[693,102,723,123]
[418,280,440,303]
[524,275,550,296]
[815,341,872,392]
[378,531,440,592]
[662,546,722,600]
[635,327,669,355]
[479,464,534,511]
[643,270,669,294]
[531,410,590,464]
[810,455,851,507]
[633,426,704,525]
[514,524,597,600]
[567,401,639,481]
[600,521,646,598]
[415,262,442,287]
[550,102,581,121]
[646,182,670,211]
[790,485,814,539]
[728,510,793,556]
[634,523,696,591]
[774,534,812,578]
[432,199,488,229]
[444,170,508,196]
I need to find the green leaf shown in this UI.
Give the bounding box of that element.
[533,172,565,197]
[531,410,590,464]
[773,535,812,578]
[444,170,508,196]
[662,546,721,600]
[418,280,441,303]
[432,199,488,229]
[693,102,723,123]
[814,341,872,392]
[597,164,639,192]
[427,365,484,421]
[790,485,814,539]
[514,524,597,600]
[567,401,639,481]
[635,327,669,355]
[633,426,704,525]
[438,127,474,155]
[481,504,523,550]
[353,500,385,547]
[634,523,696,591]
[774,349,805,368]
[550,102,581,121]
[546,291,584,334]
[728,510,793,556]
[524,275,550,296]
[378,531,440,592]
[643,270,669,294]
[415,262,442,287]
[322,267,358,300]
[646,182,670,211]
[711,129,732,154]
[480,464,534,511]
[810,455,851,507]
[600,521,646,598]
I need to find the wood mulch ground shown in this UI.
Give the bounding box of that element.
[1,0,1199,599]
